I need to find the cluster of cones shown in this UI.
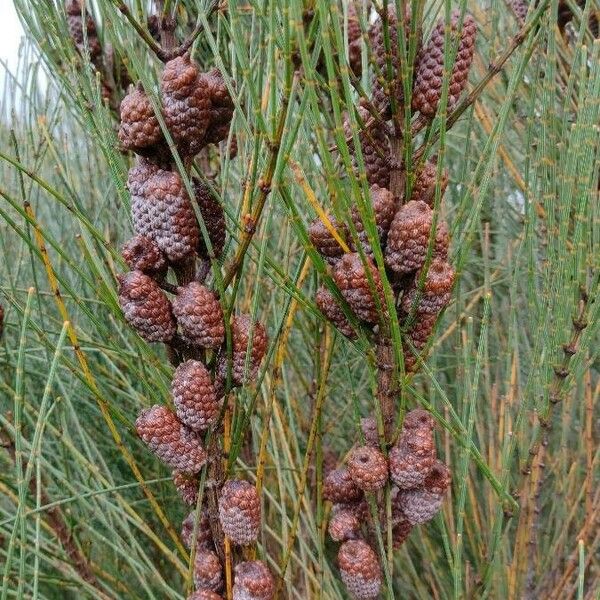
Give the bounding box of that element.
[324,410,451,599]
[114,35,273,600]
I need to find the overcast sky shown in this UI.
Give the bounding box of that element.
[0,3,25,76]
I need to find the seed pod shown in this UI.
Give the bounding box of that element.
[350,184,397,256]
[402,312,438,373]
[400,257,455,315]
[172,282,225,349]
[410,159,449,207]
[181,510,214,550]
[66,0,102,61]
[347,446,388,492]
[399,459,451,524]
[193,550,223,593]
[121,235,167,278]
[172,360,219,432]
[218,480,261,546]
[315,286,357,340]
[334,498,370,522]
[392,518,412,549]
[347,2,363,76]
[188,591,223,600]
[193,179,227,259]
[173,471,200,506]
[360,417,380,447]
[338,540,381,600]
[233,561,275,600]
[135,405,207,473]
[328,508,361,542]
[333,253,386,324]
[218,315,268,386]
[203,69,235,145]
[118,86,164,156]
[323,468,363,504]
[118,270,175,342]
[389,409,436,489]
[412,11,477,118]
[161,54,212,156]
[308,216,347,264]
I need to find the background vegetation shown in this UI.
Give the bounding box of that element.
[0,0,598,598]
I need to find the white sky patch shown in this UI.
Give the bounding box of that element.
[0,2,25,75]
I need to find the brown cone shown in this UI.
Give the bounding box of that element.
[308,216,347,264]
[193,550,223,593]
[118,86,164,156]
[173,471,200,506]
[218,480,261,546]
[402,312,438,373]
[135,405,207,473]
[193,179,227,259]
[315,286,357,340]
[203,69,234,145]
[121,235,167,278]
[510,0,529,24]
[328,508,361,543]
[412,11,477,117]
[338,540,381,600]
[360,417,380,447]
[410,159,449,207]
[233,560,274,600]
[347,2,364,76]
[172,360,219,432]
[118,270,175,342]
[323,468,363,504]
[66,0,102,61]
[347,446,388,492]
[172,282,225,349]
[333,253,386,324]
[400,257,455,315]
[188,591,223,600]
[181,509,214,550]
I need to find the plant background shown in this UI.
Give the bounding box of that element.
[0,0,598,599]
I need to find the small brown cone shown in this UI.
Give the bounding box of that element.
[181,510,214,550]
[410,159,449,208]
[347,1,364,77]
[135,405,207,473]
[323,468,363,504]
[402,312,438,373]
[333,253,386,324]
[218,480,261,546]
[328,508,361,543]
[161,55,212,156]
[360,417,380,447]
[193,550,223,593]
[347,445,388,492]
[121,235,167,278]
[315,286,357,340]
[118,270,175,342]
[188,591,223,600]
[172,360,219,432]
[412,11,477,118]
[399,459,451,524]
[233,560,275,600]
[400,257,455,315]
[66,0,102,61]
[338,539,381,600]
[193,179,227,259]
[308,216,347,264]
[172,282,225,349]
[334,498,370,522]
[203,69,235,145]
[392,518,413,549]
[173,471,200,506]
[118,86,164,156]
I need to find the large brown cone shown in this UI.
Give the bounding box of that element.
[315,286,357,340]
[400,257,455,315]
[412,11,477,117]
[135,405,207,473]
[347,445,388,492]
[172,282,225,349]
[333,253,386,324]
[118,86,164,156]
[161,55,212,156]
[232,560,274,600]
[118,270,175,343]
[323,468,363,504]
[193,550,223,593]
[338,540,381,600]
[218,480,261,546]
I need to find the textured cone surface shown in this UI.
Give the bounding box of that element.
[323,468,363,503]
[121,235,167,277]
[360,416,380,447]
[347,445,389,492]
[66,1,102,60]
[118,87,164,155]
[338,540,381,600]
[334,498,370,522]
[118,270,175,342]
[173,471,200,506]
[400,459,451,524]
[412,11,477,117]
[193,550,223,593]
[402,312,437,373]
[181,510,214,550]
[385,200,434,275]
[308,216,347,263]
[203,69,234,145]
[233,560,274,600]
[401,257,455,315]
[218,480,261,546]
[188,591,223,600]
[172,282,225,349]
[218,315,268,386]
[510,0,529,24]
[350,183,397,255]
[392,518,413,549]
[328,508,361,542]
[193,179,227,259]
[333,253,386,323]
[127,158,161,198]
[135,405,207,473]
[410,159,449,207]
[347,2,363,76]
[389,409,436,488]
[161,55,212,156]
[315,286,356,339]
[172,360,219,432]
